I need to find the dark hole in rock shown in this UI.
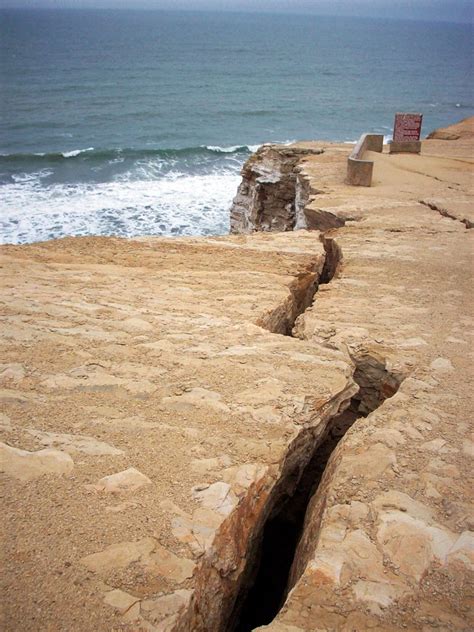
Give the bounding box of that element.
[231,355,403,632]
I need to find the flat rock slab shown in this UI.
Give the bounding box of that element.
[1,230,354,631]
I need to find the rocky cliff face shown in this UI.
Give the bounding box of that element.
[426,116,474,140]
[230,145,324,233]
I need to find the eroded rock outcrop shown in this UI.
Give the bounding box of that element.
[230,142,351,234]
[426,116,474,140]
[230,145,325,233]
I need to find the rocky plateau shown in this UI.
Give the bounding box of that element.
[1,118,473,632]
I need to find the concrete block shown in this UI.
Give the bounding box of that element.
[389,141,421,154]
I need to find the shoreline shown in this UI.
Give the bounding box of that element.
[2,117,474,248]
[1,118,473,631]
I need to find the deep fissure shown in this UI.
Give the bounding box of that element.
[256,233,342,337]
[175,232,404,632]
[231,353,403,632]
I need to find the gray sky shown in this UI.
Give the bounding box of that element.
[3,0,473,23]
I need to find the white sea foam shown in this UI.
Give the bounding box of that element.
[61,147,94,158]
[0,172,240,244]
[205,144,261,153]
[206,145,241,153]
[11,169,53,183]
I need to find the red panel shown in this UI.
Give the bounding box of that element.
[393,113,423,142]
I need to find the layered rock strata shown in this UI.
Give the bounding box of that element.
[229,145,333,234]
[230,142,352,235]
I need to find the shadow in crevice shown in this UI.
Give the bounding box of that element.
[231,353,404,632]
[256,232,342,337]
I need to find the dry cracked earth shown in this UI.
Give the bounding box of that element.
[1,118,473,632]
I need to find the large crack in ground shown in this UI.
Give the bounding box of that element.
[175,227,406,632]
[173,140,471,632]
[230,350,404,632]
[256,233,342,336]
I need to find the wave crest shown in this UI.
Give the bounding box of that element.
[0,144,261,164]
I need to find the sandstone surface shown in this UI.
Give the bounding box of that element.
[231,119,474,632]
[1,118,473,631]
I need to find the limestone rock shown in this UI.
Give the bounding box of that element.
[27,429,123,456]
[192,481,238,516]
[0,363,26,382]
[119,317,154,333]
[0,389,37,404]
[81,537,156,573]
[430,357,454,372]
[103,588,140,614]
[162,387,230,413]
[190,455,232,474]
[377,511,457,581]
[81,537,195,583]
[0,442,74,481]
[446,531,474,569]
[230,144,323,233]
[141,589,192,625]
[426,117,473,140]
[88,467,152,493]
[0,413,12,430]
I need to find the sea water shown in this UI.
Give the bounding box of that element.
[0,9,472,244]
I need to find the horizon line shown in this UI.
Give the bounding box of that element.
[0,6,472,26]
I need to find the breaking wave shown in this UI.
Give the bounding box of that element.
[0,171,241,244]
[0,144,259,165]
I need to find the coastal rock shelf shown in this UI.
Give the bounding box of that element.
[225,118,474,632]
[1,230,356,631]
[1,118,473,632]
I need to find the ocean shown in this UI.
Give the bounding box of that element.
[0,9,472,244]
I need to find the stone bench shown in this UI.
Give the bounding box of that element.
[346,133,384,187]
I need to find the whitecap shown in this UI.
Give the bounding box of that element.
[11,169,53,183]
[61,147,95,158]
[205,144,262,153]
[205,145,242,153]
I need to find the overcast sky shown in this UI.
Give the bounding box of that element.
[3,0,473,23]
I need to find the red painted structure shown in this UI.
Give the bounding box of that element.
[393,113,423,142]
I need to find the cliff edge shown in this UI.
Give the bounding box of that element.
[1,118,473,632]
